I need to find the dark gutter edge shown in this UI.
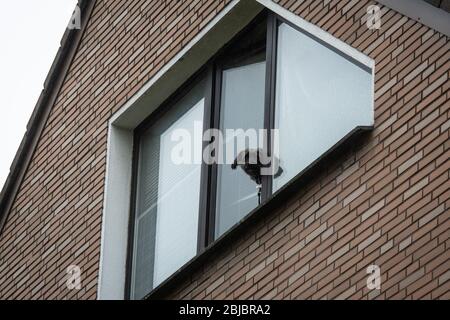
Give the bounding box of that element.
[0,0,97,234]
[144,126,374,300]
[377,0,450,37]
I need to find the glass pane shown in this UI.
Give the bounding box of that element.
[131,79,205,299]
[273,23,373,192]
[215,58,266,238]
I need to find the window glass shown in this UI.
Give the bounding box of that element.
[215,57,266,238]
[131,79,205,299]
[273,23,373,191]
[128,15,374,299]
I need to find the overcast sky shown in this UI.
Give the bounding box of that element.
[0,0,77,190]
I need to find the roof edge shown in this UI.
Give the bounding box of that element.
[377,0,450,37]
[0,0,97,234]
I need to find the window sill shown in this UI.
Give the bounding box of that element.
[142,126,373,300]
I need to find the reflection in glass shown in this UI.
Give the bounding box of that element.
[215,59,266,238]
[131,80,205,299]
[273,23,373,191]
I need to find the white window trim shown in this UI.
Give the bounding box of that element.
[98,0,375,300]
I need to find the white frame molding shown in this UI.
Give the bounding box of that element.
[98,0,375,300]
[377,0,450,37]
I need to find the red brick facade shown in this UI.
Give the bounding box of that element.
[0,0,448,299]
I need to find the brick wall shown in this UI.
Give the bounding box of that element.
[0,0,448,299]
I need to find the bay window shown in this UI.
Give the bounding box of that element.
[127,12,373,299]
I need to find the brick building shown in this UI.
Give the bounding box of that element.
[0,0,448,300]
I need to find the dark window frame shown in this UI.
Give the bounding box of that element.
[125,10,373,300]
[209,42,267,242]
[125,66,211,300]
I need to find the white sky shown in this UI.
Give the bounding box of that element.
[0,0,77,190]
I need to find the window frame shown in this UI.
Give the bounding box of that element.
[209,30,268,242]
[125,10,374,300]
[126,68,212,299]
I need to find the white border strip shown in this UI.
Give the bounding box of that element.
[256,0,375,69]
[377,0,450,37]
[98,126,133,299]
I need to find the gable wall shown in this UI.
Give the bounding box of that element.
[0,0,231,299]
